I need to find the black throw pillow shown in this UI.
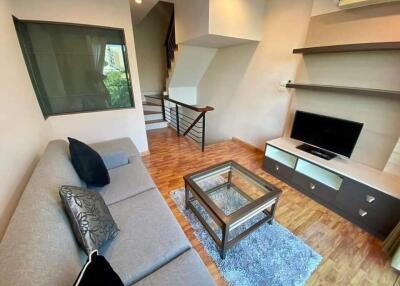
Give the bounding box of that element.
[74,250,123,286]
[68,137,110,187]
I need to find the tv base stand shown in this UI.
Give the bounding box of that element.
[296,143,336,160]
[263,137,400,240]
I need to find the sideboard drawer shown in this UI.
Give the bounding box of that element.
[337,179,400,215]
[337,179,400,238]
[263,157,294,182]
[341,202,399,237]
[292,172,338,201]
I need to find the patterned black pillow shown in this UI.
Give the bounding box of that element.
[59,185,119,254]
[74,250,123,286]
[68,137,110,187]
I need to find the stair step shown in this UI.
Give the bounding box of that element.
[144,111,163,121]
[143,104,162,112]
[143,102,160,106]
[145,119,166,124]
[144,111,161,115]
[145,119,169,131]
[144,94,163,99]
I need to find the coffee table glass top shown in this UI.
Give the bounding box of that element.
[186,161,279,217]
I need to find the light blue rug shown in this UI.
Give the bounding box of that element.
[171,188,322,286]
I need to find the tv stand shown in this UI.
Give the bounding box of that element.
[262,137,400,240]
[296,143,336,160]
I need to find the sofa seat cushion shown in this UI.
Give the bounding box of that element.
[105,189,191,285]
[133,249,215,286]
[94,157,155,205]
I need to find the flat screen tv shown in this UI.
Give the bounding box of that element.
[291,111,363,159]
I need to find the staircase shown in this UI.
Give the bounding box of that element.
[142,10,216,138]
[143,93,168,130]
[142,11,176,131]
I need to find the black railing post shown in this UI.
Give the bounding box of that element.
[161,97,166,121]
[163,96,213,152]
[202,114,206,152]
[175,104,180,136]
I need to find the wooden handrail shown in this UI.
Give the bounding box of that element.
[164,11,175,46]
[164,96,214,112]
[164,12,176,69]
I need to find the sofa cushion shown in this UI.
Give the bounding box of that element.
[99,151,129,170]
[94,157,155,205]
[68,137,110,187]
[133,249,215,286]
[0,140,86,286]
[59,186,120,254]
[104,189,191,285]
[90,137,140,163]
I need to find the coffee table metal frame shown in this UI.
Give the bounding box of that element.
[184,160,282,259]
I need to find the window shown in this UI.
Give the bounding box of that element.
[14,18,134,118]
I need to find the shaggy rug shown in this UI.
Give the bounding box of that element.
[171,187,322,286]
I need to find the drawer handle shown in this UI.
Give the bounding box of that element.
[359,209,368,217]
[366,195,375,203]
[275,165,280,171]
[309,183,316,190]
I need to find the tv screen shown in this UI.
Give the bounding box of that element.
[291,111,363,158]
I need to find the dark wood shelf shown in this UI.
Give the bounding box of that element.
[286,83,400,97]
[293,42,400,54]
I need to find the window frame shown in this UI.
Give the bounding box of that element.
[13,16,136,119]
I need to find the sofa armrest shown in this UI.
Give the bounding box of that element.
[101,151,129,170]
[90,138,140,169]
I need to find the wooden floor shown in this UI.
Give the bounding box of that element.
[142,128,400,286]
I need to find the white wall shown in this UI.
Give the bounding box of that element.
[209,0,264,41]
[0,0,149,239]
[11,0,149,152]
[290,2,400,170]
[134,2,173,94]
[175,0,209,44]
[169,45,217,87]
[0,0,49,239]
[312,0,341,15]
[385,138,400,176]
[175,0,264,48]
[311,0,400,15]
[130,0,158,25]
[197,0,314,146]
[307,1,400,46]
[167,45,217,105]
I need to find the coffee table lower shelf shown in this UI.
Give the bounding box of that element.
[185,185,279,259]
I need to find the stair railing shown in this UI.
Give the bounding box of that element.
[164,11,177,69]
[163,96,214,152]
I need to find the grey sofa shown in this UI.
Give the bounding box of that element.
[0,138,215,286]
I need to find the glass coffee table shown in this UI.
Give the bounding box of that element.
[184,160,282,259]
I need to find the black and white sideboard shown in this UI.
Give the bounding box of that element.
[263,137,400,239]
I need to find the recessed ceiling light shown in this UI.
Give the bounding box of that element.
[135,0,142,3]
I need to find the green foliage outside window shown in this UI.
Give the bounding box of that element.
[103,71,131,108]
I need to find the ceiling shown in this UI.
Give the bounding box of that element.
[130,0,174,25]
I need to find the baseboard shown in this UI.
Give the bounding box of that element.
[232,137,263,152]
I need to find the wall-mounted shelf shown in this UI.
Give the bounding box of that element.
[293,42,400,54]
[286,83,400,97]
